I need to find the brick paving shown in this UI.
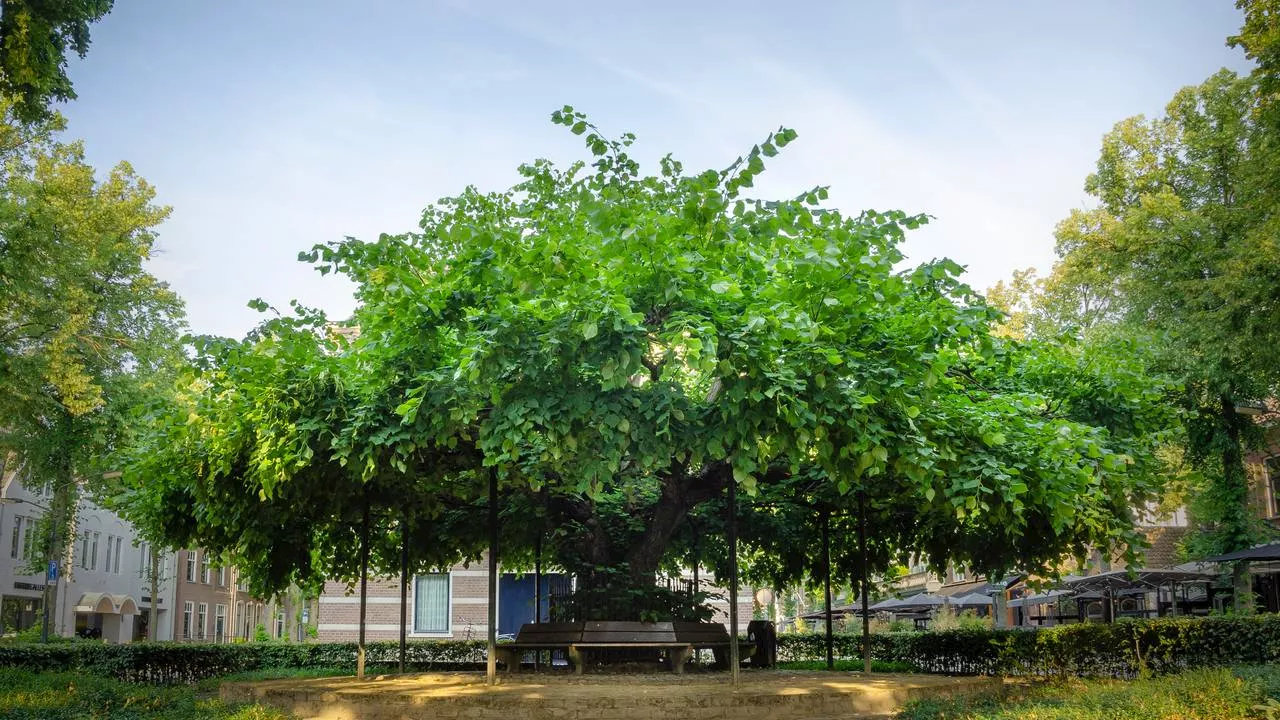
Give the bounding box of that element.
[222,670,1002,719]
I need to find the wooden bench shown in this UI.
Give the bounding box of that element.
[571,621,692,674]
[675,621,756,669]
[496,621,755,674]
[493,622,582,673]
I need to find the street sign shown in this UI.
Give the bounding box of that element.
[46,560,58,582]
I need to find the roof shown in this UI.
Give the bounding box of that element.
[1141,526,1192,568]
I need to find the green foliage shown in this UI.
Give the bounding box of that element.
[897,667,1269,720]
[0,668,286,720]
[776,658,916,673]
[0,639,488,684]
[0,1,114,123]
[120,107,1172,615]
[0,94,184,600]
[1048,64,1280,592]
[776,615,1280,678]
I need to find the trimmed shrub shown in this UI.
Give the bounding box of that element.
[0,639,488,684]
[776,614,1280,678]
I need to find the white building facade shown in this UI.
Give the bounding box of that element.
[1,467,177,642]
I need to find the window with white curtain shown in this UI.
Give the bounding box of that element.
[413,574,450,634]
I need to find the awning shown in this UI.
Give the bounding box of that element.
[949,593,994,607]
[73,593,139,615]
[1203,542,1280,563]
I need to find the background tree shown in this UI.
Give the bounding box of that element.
[0,0,114,123]
[0,96,183,632]
[1044,66,1279,610]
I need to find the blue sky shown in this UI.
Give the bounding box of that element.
[62,1,1249,338]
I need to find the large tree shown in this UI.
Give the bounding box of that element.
[1050,67,1280,610]
[119,110,1171,623]
[0,98,183,627]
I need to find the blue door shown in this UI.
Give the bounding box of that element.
[497,573,569,636]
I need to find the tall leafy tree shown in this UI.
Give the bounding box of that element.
[1051,68,1280,610]
[0,98,183,624]
[121,110,1171,623]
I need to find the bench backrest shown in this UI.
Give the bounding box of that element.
[580,621,677,643]
[512,622,584,644]
[673,622,732,644]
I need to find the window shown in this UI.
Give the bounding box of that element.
[413,574,450,634]
[200,554,210,584]
[182,602,194,640]
[138,542,149,577]
[90,532,99,570]
[105,537,115,573]
[9,516,22,560]
[235,601,245,639]
[112,536,121,574]
[217,566,226,587]
[197,603,208,640]
[185,551,197,583]
[80,532,89,569]
[1268,457,1280,518]
[22,518,34,562]
[214,604,227,642]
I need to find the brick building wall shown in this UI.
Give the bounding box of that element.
[172,549,270,642]
[316,557,758,642]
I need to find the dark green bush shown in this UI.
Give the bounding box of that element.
[776,614,1280,678]
[0,639,487,684]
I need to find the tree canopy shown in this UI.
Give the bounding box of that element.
[0,0,114,123]
[117,109,1174,616]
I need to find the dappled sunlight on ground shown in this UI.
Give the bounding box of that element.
[223,670,1001,719]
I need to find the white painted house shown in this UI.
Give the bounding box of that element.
[1,467,177,642]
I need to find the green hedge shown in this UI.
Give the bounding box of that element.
[0,640,487,684]
[777,615,1280,678]
[4,615,1278,683]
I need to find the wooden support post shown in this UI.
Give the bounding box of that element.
[858,491,871,674]
[357,499,370,680]
[399,512,409,674]
[822,510,834,671]
[534,534,541,670]
[728,476,740,686]
[487,470,499,685]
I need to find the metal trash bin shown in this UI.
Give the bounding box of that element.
[746,620,777,668]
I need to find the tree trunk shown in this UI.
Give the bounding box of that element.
[357,499,370,679]
[148,547,161,640]
[486,470,499,685]
[1219,394,1255,615]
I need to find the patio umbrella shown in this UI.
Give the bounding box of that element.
[949,593,994,607]
[1203,542,1280,563]
[1008,589,1073,607]
[894,593,947,610]
[868,597,909,611]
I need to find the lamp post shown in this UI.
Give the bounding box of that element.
[0,496,55,642]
